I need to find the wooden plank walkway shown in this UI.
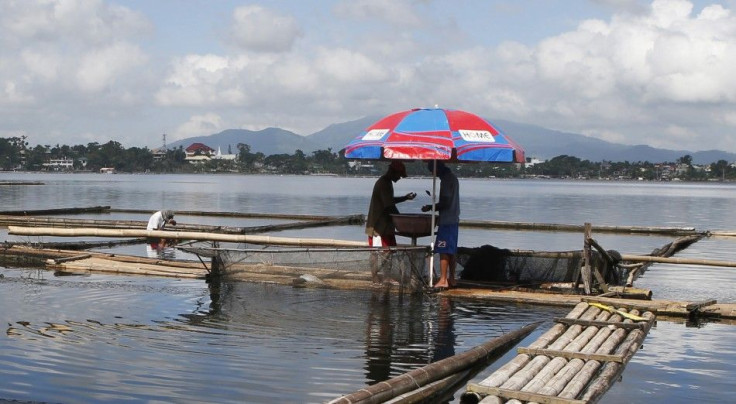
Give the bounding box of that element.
[461,301,655,404]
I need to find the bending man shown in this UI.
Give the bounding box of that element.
[147,210,177,248]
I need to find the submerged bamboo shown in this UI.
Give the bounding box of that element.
[0,206,110,216]
[328,321,542,404]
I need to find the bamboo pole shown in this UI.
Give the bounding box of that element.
[8,226,368,248]
[0,180,44,186]
[460,220,697,235]
[109,208,362,222]
[8,238,147,250]
[328,321,542,404]
[606,286,652,300]
[620,254,736,268]
[508,250,580,259]
[384,369,471,403]
[0,214,364,234]
[0,206,111,215]
[707,231,736,237]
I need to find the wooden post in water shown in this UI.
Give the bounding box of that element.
[581,223,593,295]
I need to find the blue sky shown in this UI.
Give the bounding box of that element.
[2,0,736,154]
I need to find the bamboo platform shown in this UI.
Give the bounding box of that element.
[461,301,655,404]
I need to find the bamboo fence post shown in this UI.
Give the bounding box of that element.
[587,238,612,292]
[581,223,593,295]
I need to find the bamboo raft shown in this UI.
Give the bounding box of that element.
[461,301,655,404]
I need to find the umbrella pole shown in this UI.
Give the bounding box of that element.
[429,160,437,287]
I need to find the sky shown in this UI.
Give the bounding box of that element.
[2,0,736,153]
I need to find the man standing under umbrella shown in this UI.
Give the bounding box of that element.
[422,161,460,289]
[365,161,416,283]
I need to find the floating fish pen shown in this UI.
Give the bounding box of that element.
[457,234,703,292]
[180,242,430,291]
[3,209,736,320]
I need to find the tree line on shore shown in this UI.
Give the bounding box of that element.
[1,136,735,181]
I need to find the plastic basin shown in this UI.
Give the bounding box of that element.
[391,213,435,238]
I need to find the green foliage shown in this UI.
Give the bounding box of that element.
[0,137,26,170]
[2,136,735,181]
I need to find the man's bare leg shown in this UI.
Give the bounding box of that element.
[448,255,457,287]
[434,253,450,288]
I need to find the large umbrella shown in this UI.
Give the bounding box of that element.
[344,107,525,163]
[344,107,525,286]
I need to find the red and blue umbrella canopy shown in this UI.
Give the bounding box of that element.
[344,108,525,163]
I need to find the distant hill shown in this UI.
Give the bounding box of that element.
[307,115,383,152]
[170,117,736,165]
[168,127,321,156]
[490,120,736,164]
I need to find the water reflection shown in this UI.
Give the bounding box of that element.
[198,277,459,387]
[145,243,178,260]
[432,296,456,362]
[365,290,394,383]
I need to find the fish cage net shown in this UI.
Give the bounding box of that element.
[456,245,626,286]
[177,242,431,290]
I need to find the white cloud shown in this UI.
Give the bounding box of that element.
[76,42,148,93]
[0,0,150,45]
[497,0,736,150]
[227,5,302,52]
[20,49,62,82]
[173,113,224,141]
[0,81,33,105]
[156,54,251,106]
[333,0,424,28]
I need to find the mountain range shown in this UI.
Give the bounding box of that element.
[168,116,736,165]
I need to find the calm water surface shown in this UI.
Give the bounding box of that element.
[1,173,735,403]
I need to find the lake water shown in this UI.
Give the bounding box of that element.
[1,173,735,403]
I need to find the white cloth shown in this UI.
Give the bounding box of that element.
[147,211,166,230]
